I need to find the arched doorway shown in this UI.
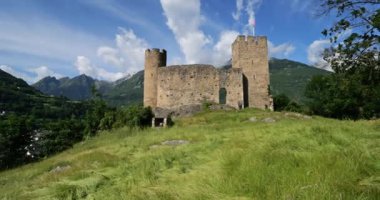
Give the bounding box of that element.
[219,88,227,105]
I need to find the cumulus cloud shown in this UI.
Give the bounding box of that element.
[30,66,63,82]
[97,28,149,74]
[160,0,239,66]
[268,41,296,58]
[160,0,212,64]
[71,28,151,82]
[307,39,332,71]
[213,31,240,65]
[0,65,62,83]
[74,56,125,81]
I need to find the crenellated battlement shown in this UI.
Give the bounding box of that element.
[233,35,267,46]
[145,48,166,68]
[146,48,167,54]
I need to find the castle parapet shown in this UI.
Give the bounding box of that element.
[233,35,267,45]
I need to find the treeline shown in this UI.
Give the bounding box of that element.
[0,94,152,170]
[274,0,380,119]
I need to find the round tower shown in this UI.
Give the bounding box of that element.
[143,48,166,108]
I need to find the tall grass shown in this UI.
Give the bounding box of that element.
[0,109,379,199]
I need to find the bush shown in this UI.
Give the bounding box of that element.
[273,94,290,111]
[99,105,153,130]
[273,94,302,112]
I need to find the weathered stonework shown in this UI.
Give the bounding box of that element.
[144,35,273,116]
[156,65,243,109]
[232,35,272,109]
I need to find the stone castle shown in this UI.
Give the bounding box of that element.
[144,35,273,122]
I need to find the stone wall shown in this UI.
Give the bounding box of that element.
[232,35,272,109]
[155,65,243,109]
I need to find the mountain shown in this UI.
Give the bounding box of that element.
[32,58,331,106]
[268,58,331,102]
[33,74,113,100]
[103,71,144,106]
[0,69,44,114]
[0,69,89,117]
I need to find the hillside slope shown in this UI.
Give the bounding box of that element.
[103,70,144,106]
[0,69,90,169]
[1,69,69,115]
[1,109,378,199]
[268,58,331,102]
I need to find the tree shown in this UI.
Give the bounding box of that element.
[305,0,380,119]
[320,0,379,75]
[273,94,291,111]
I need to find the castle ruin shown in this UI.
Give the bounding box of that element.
[144,35,273,124]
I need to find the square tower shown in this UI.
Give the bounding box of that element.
[232,35,273,110]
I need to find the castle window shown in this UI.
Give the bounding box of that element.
[219,88,227,105]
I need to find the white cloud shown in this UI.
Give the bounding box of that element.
[160,0,239,66]
[245,0,262,33]
[213,31,240,66]
[307,39,332,71]
[160,0,212,64]
[0,65,62,84]
[232,0,244,21]
[74,56,125,81]
[96,28,150,77]
[268,41,296,58]
[231,0,263,35]
[29,66,63,82]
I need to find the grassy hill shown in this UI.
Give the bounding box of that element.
[1,109,378,199]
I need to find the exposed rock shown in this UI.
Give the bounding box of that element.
[153,105,202,118]
[249,117,257,122]
[262,117,276,123]
[150,139,190,149]
[284,112,312,119]
[50,165,71,173]
[161,140,189,146]
[209,104,235,111]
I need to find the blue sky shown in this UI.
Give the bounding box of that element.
[0,0,334,83]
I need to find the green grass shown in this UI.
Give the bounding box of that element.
[1,109,379,199]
